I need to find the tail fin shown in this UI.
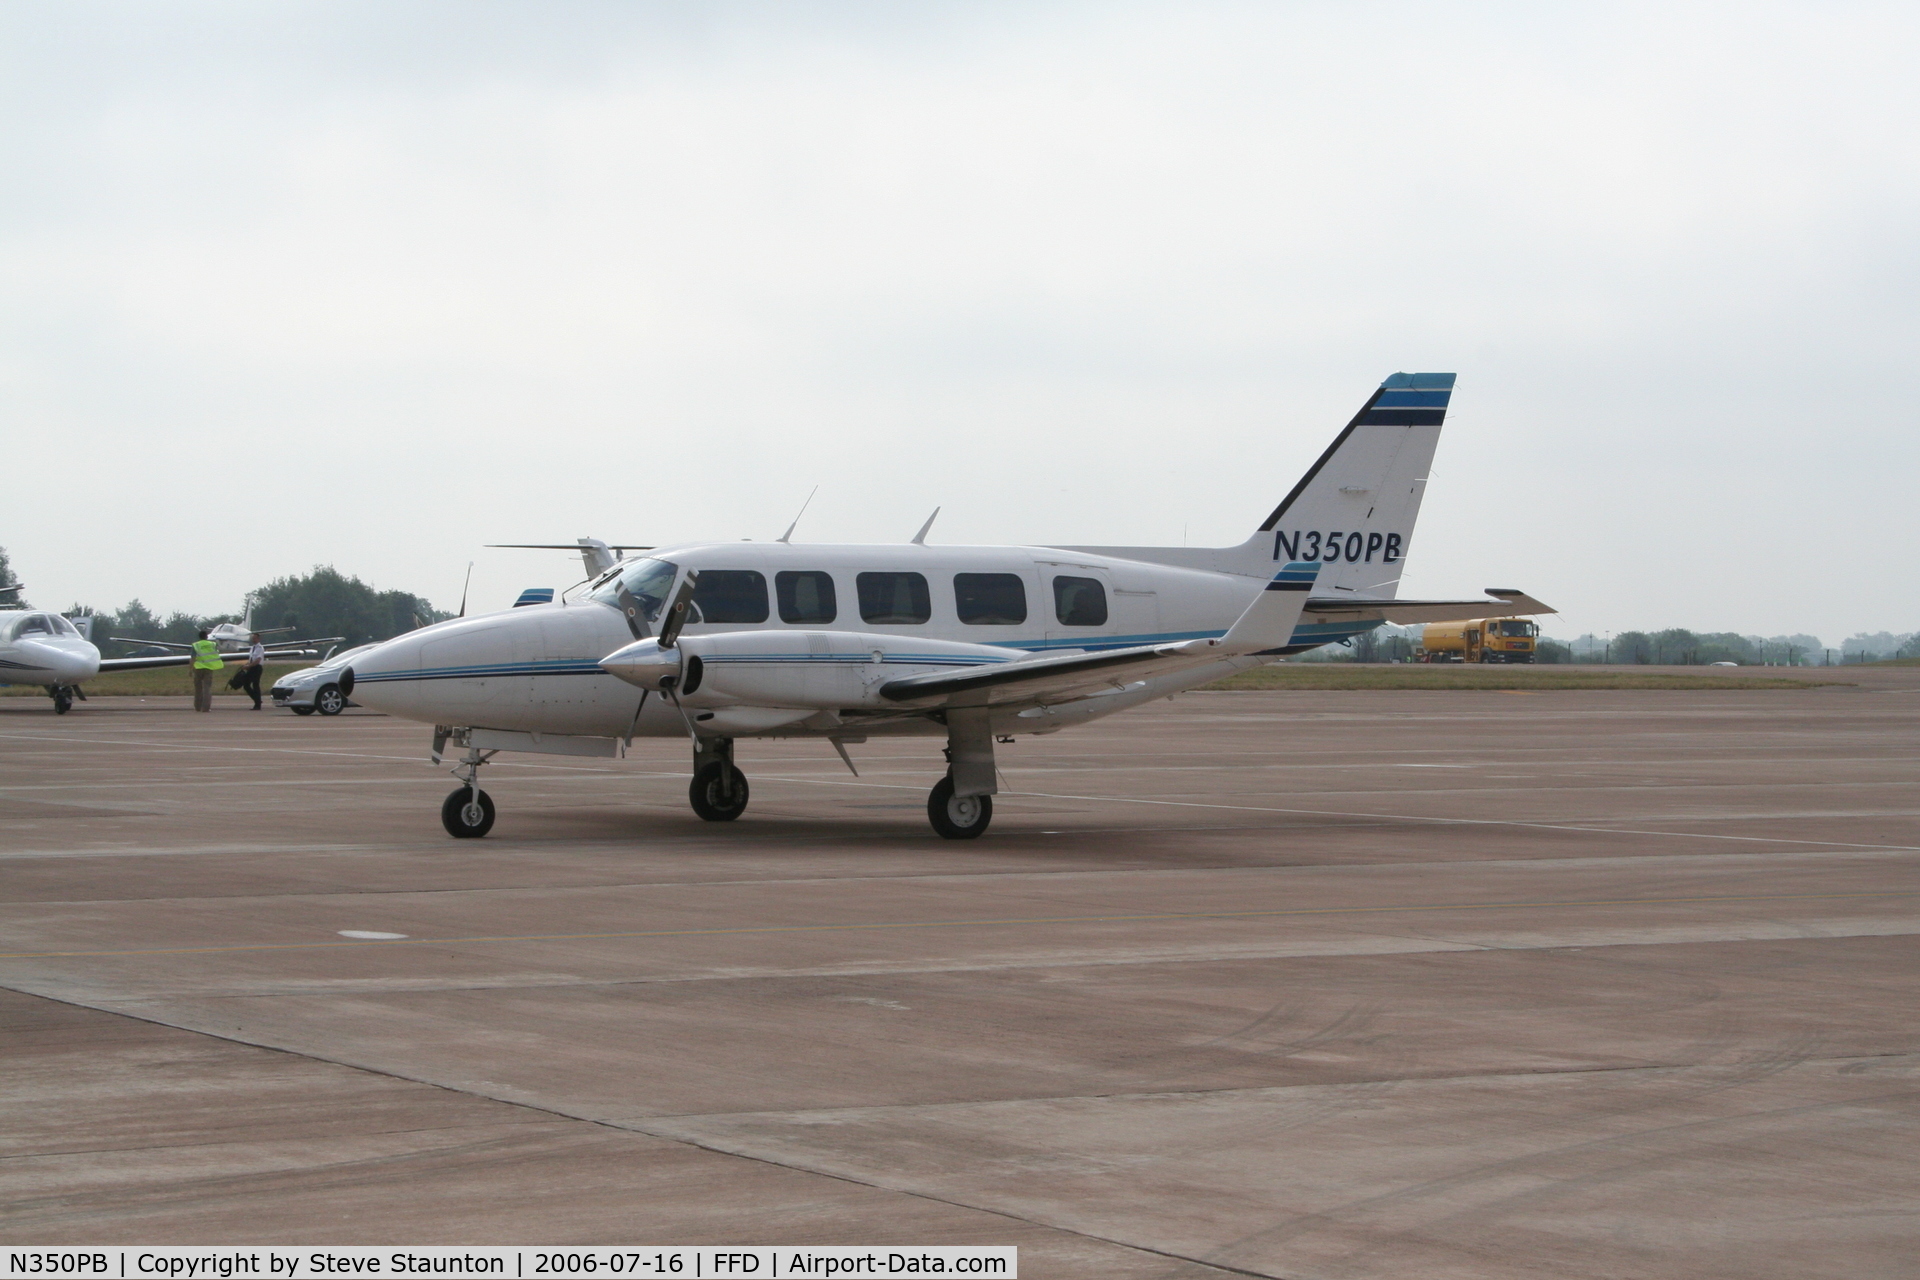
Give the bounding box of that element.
[1053,372,1453,598]
[1253,371,1451,597]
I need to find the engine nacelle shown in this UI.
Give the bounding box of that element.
[600,629,1018,710]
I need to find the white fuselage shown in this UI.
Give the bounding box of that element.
[0,613,101,687]
[349,541,1364,741]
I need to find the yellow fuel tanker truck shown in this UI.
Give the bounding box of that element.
[1419,617,1539,663]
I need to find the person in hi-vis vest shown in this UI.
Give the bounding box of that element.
[190,628,224,712]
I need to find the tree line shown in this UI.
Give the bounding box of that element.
[1314,624,1902,666]
[0,549,447,658]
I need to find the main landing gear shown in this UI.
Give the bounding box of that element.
[440,742,497,838]
[927,775,992,839]
[689,738,749,821]
[927,705,997,839]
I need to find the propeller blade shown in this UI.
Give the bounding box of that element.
[663,685,700,745]
[623,689,650,745]
[656,570,701,650]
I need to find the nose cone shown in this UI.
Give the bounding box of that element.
[600,640,682,690]
[18,639,100,683]
[343,613,547,728]
[339,631,426,715]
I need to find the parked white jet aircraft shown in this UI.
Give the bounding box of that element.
[344,373,1551,839]
[0,610,246,712]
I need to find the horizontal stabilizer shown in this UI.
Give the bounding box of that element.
[1302,590,1555,624]
[488,539,652,580]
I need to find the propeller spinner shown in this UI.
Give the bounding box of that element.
[602,570,700,693]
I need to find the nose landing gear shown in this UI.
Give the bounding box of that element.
[440,743,498,838]
[689,738,748,821]
[47,685,75,715]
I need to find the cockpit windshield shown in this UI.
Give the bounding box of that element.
[589,557,681,629]
[8,613,54,639]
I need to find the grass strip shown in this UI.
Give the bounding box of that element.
[1200,665,1842,691]
[0,661,317,698]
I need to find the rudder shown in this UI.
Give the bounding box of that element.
[1253,372,1452,598]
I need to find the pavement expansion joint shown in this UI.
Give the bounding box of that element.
[5,980,1262,1277]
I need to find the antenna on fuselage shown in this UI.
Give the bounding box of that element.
[457,562,473,618]
[777,486,819,544]
[910,507,940,545]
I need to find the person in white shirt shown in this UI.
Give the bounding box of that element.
[241,633,266,710]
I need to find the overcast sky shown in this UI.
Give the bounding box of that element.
[4,1,1916,642]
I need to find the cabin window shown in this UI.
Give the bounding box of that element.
[776,571,837,624]
[692,570,769,624]
[857,572,931,625]
[1053,576,1108,627]
[954,573,1027,625]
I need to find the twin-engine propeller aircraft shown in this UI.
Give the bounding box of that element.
[344,372,1552,839]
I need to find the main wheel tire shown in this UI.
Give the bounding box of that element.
[440,787,496,838]
[689,761,749,821]
[291,705,315,716]
[315,684,345,716]
[927,775,993,840]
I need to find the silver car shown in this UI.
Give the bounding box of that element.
[270,644,376,716]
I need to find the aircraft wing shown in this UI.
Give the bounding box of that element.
[97,652,200,672]
[97,648,326,673]
[878,641,1217,709]
[111,637,194,652]
[111,635,344,653]
[880,561,1326,709]
[1302,589,1555,624]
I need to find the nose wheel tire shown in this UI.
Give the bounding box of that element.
[51,687,73,715]
[689,761,749,821]
[928,775,992,840]
[315,685,346,716]
[441,787,496,838]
